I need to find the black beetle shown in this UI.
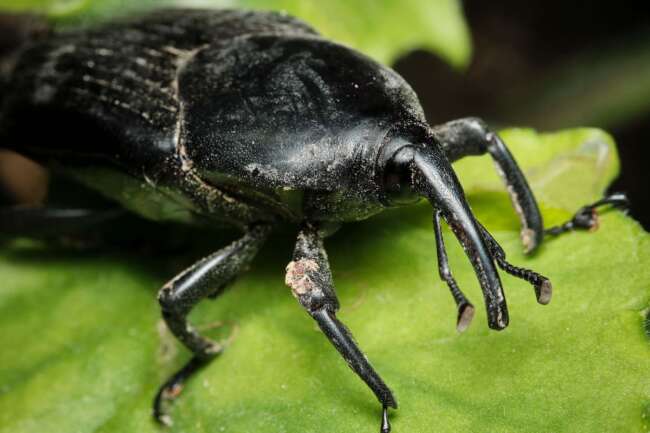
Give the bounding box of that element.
[0,9,627,432]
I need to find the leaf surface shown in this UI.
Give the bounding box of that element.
[0,128,648,433]
[0,0,472,66]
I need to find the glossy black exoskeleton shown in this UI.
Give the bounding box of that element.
[0,9,628,433]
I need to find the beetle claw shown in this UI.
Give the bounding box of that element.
[535,279,553,305]
[456,302,475,333]
[380,406,391,433]
[158,414,173,427]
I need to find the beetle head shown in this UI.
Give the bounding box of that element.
[378,124,509,330]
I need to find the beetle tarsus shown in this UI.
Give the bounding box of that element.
[535,279,553,305]
[380,406,391,433]
[545,192,629,236]
[477,223,552,304]
[153,355,210,426]
[495,253,552,305]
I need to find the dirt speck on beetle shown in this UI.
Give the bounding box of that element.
[285,259,320,297]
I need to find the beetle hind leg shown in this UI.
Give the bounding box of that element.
[153,224,271,425]
[0,205,123,237]
[153,356,208,425]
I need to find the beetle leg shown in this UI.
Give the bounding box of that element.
[154,224,271,426]
[0,205,123,237]
[411,147,509,330]
[476,222,552,305]
[545,192,628,237]
[433,210,475,331]
[433,117,543,253]
[286,221,396,433]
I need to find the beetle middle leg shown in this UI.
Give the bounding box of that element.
[286,221,396,433]
[433,117,628,252]
[154,223,271,425]
[0,205,124,237]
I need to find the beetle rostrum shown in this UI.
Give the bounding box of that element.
[0,9,627,433]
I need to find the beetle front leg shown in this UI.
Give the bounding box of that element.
[476,222,553,304]
[433,210,475,331]
[433,117,543,253]
[286,221,396,433]
[544,192,629,237]
[154,224,271,426]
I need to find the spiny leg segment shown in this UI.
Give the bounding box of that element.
[477,222,552,305]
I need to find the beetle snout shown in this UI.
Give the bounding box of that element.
[443,216,509,330]
[393,144,510,331]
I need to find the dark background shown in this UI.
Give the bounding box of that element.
[1,1,649,229]
[394,0,650,229]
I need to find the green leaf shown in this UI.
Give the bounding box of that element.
[0,0,86,16]
[455,128,620,223]
[0,0,472,67]
[1,128,648,432]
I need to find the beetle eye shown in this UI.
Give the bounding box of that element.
[383,149,420,205]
